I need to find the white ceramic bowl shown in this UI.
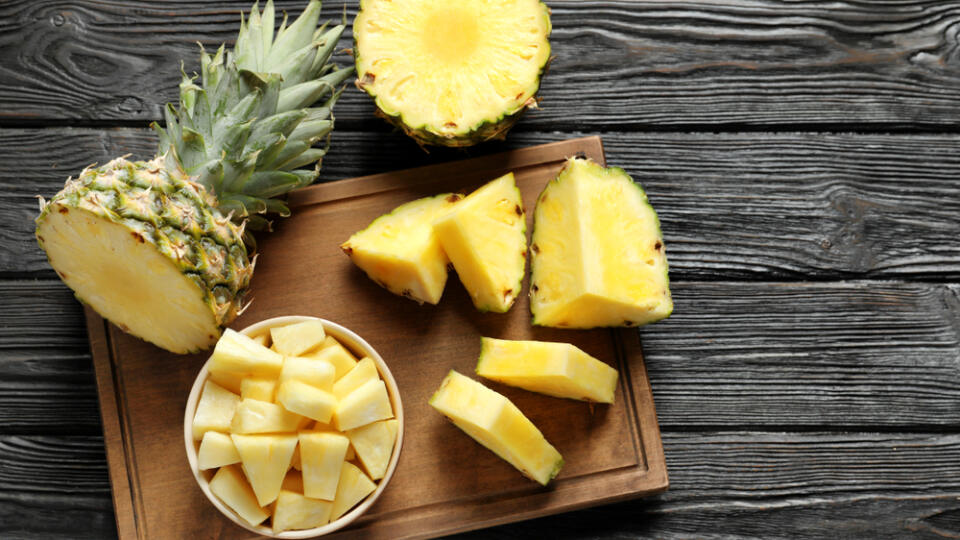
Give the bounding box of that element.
[184,316,404,538]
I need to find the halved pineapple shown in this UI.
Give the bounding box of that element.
[354,0,551,146]
[476,337,619,404]
[530,158,673,328]
[341,193,462,304]
[429,370,562,485]
[434,173,527,312]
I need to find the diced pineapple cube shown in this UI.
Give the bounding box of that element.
[305,341,358,381]
[192,380,240,440]
[277,379,338,424]
[231,398,305,434]
[281,469,304,493]
[231,434,299,506]
[330,462,376,521]
[197,431,241,470]
[299,431,350,500]
[241,378,278,403]
[209,465,270,526]
[280,356,336,391]
[347,419,399,481]
[334,379,393,431]
[429,370,563,485]
[332,357,378,400]
[476,337,619,404]
[207,369,244,395]
[209,329,284,378]
[270,319,327,356]
[272,490,333,533]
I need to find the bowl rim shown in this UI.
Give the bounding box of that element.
[183,315,404,538]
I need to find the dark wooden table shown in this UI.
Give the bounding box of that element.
[3,1,960,538]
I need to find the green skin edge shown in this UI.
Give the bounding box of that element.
[353,0,552,148]
[528,158,673,328]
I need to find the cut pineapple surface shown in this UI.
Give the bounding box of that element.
[330,462,377,521]
[272,491,334,533]
[530,158,673,328]
[231,434,299,507]
[354,0,551,146]
[192,380,240,440]
[434,173,527,312]
[270,319,327,356]
[209,465,270,526]
[342,193,461,304]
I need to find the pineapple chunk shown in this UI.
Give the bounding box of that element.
[197,431,241,470]
[334,379,394,431]
[281,469,304,493]
[346,419,399,481]
[192,380,240,440]
[231,398,306,434]
[270,319,326,357]
[476,337,619,404]
[332,357,378,399]
[209,328,284,378]
[209,465,270,527]
[272,490,333,533]
[277,379,338,424]
[341,193,462,305]
[429,370,563,485]
[530,157,673,328]
[299,431,350,500]
[231,434,299,507]
[241,378,277,402]
[251,333,270,347]
[207,369,244,395]
[305,341,358,380]
[433,173,527,312]
[330,462,376,521]
[280,356,336,391]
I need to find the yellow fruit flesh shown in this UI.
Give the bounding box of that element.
[209,329,285,378]
[280,356,336,391]
[334,379,394,431]
[306,342,358,380]
[429,370,562,485]
[332,357,378,399]
[272,491,333,533]
[231,434,299,507]
[476,337,619,404]
[192,381,240,440]
[330,462,376,521]
[241,378,277,402]
[198,431,242,470]
[347,419,399,481]
[209,465,270,526]
[270,319,327,356]
[231,399,306,434]
[277,380,337,424]
[299,431,350,500]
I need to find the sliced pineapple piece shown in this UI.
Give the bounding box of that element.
[208,328,284,378]
[434,173,527,312]
[240,378,277,403]
[332,357,379,400]
[207,369,245,395]
[280,355,336,391]
[270,319,327,356]
[305,340,358,381]
[231,398,306,434]
[277,379,338,424]
[530,157,673,328]
[250,334,270,347]
[272,490,333,533]
[330,462,377,521]
[209,464,270,527]
[299,431,350,500]
[197,431,242,470]
[476,337,619,404]
[346,418,399,481]
[341,193,462,304]
[192,380,240,440]
[429,370,562,485]
[334,379,394,431]
[231,434,299,507]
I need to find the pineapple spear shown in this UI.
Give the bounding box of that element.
[34,1,352,354]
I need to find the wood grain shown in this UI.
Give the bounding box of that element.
[5,1,960,128]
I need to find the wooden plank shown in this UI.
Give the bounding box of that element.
[6,128,960,279]
[4,1,960,128]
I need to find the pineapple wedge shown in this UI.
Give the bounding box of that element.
[429,370,563,485]
[272,490,333,533]
[346,419,399,481]
[299,431,350,500]
[332,357,379,400]
[231,399,306,434]
[197,431,242,470]
[277,380,337,424]
[280,355,336,391]
[341,193,462,305]
[231,434,299,507]
[240,378,277,402]
[530,157,673,328]
[192,380,240,440]
[476,337,619,404]
[209,329,284,378]
[330,462,377,521]
[433,173,527,312]
[305,340,358,380]
[270,320,326,357]
[209,465,270,527]
[334,379,394,431]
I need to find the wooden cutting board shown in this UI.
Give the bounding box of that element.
[86,136,668,540]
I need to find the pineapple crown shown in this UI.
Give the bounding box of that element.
[152,0,352,231]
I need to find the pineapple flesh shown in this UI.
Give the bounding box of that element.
[530,158,673,328]
[35,0,351,353]
[433,173,527,312]
[354,0,551,146]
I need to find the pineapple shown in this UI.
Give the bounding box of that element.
[231,398,306,434]
[305,339,358,380]
[192,380,240,440]
[240,377,277,402]
[209,329,284,378]
[332,357,378,399]
[34,1,352,353]
[341,193,462,304]
[330,462,377,521]
[433,173,527,312]
[429,370,562,485]
[280,355,336,390]
[353,0,551,147]
[231,433,299,506]
[299,431,350,500]
[346,418,399,481]
[277,379,337,423]
[530,158,673,328]
[209,465,270,526]
[198,431,242,470]
[272,490,333,533]
[270,319,327,356]
[334,379,394,431]
[476,337,619,404]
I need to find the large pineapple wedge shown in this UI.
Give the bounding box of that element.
[530,158,673,328]
[35,1,351,353]
[353,0,551,147]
